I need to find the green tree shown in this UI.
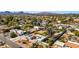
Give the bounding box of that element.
[75,31,79,36]
[10,32,17,38]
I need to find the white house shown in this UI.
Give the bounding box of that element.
[54,41,65,47]
[34,26,39,30]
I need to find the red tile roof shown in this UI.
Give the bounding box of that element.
[65,41,79,48]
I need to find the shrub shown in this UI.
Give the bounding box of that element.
[10,32,17,38]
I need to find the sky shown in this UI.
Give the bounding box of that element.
[0,0,79,13]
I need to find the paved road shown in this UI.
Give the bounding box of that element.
[0,33,22,48]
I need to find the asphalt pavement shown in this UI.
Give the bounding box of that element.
[0,33,22,48]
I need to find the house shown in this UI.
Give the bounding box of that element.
[70,36,79,43]
[35,34,47,42]
[64,41,79,48]
[10,35,27,42]
[10,34,47,48]
[0,25,9,29]
[66,30,74,35]
[34,26,39,30]
[10,29,26,36]
[10,35,32,48]
[0,25,9,33]
[25,34,47,42]
[28,26,40,33]
[41,20,47,26]
[57,21,61,23]
[74,19,79,23]
[29,28,37,33]
[58,26,62,29]
[75,28,79,31]
[52,41,65,48]
[15,39,32,48]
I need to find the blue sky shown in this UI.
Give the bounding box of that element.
[1,11,79,14]
[50,11,79,14]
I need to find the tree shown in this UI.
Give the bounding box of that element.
[31,42,39,48]
[68,17,73,22]
[8,21,18,27]
[5,15,14,24]
[10,32,17,38]
[47,27,55,37]
[75,31,79,36]
[47,28,52,37]
[32,17,37,26]
[48,39,54,46]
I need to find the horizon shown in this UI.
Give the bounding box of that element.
[1,11,79,14]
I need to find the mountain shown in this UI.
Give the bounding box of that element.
[0,11,79,15]
[35,12,57,15]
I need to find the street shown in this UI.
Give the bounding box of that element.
[0,33,22,48]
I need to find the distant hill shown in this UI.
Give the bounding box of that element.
[0,11,79,15]
[35,12,57,15]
